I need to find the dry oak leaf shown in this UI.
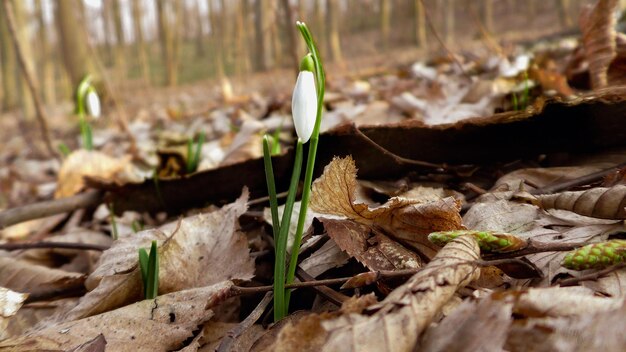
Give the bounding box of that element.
[271,235,481,352]
[63,190,254,321]
[0,257,85,299]
[1,298,78,340]
[55,150,144,198]
[0,281,233,352]
[537,185,626,220]
[579,0,618,89]
[319,218,421,271]
[310,156,463,258]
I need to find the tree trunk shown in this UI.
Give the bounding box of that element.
[482,0,494,33]
[380,0,391,49]
[12,0,35,120]
[56,0,97,88]
[0,0,19,110]
[35,0,56,104]
[313,0,326,57]
[281,0,300,74]
[444,0,455,44]
[101,0,113,66]
[131,0,151,84]
[414,0,428,49]
[194,0,205,58]
[255,0,273,70]
[558,0,573,28]
[327,0,344,65]
[234,0,251,75]
[208,0,226,78]
[112,0,127,80]
[156,0,179,86]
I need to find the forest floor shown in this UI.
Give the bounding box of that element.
[2,1,626,351]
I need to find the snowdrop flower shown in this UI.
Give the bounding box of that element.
[292,54,317,143]
[85,89,101,118]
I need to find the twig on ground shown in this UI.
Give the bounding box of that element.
[216,291,273,352]
[484,240,584,260]
[0,190,103,228]
[0,241,109,252]
[556,263,626,287]
[531,161,626,195]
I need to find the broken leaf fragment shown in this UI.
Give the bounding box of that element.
[310,156,463,258]
[0,287,28,335]
[428,230,527,253]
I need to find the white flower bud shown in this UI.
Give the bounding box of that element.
[291,70,317,143]
[85,90,101,118]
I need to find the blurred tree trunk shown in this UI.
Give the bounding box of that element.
[255,0,273,70]
[0,1,18,110]
[35,0,56,104]
[270,1,283,68]
[194,0,205,58]
[112,0,127,80]
[235,0,251,75]
[281,0,301,74]
[12,0,35,120]
[327,0,344,65]
[414,0,427,49]
[131,0,151,84]
[313,0,326,57]
[208,0,226,78]
[482,0,494,33]
[444,0,455,44]
[380,0,391,49]
[102,0,113,66]
[559,0,573,28]
[156,0,179,86]
[56,0,96,89]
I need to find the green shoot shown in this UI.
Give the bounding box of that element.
[186,131,205,173]
[108,203,118,240]
[138,240,159,299]
[58,143,71,157]
[131,220,144,233]
[271,121,283,156]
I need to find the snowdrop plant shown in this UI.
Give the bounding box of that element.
[138,240,159,299]
[263,21,325,321]
[75,75,101,150]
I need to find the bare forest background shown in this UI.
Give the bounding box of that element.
[0,0,605,127]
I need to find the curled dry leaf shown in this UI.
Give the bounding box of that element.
[319,218,421,271]
[537,185,626,220]
[0,257,85,300]
[310,157,463,258]
[0,287,28,335]
[579,0,618,89]
[55,150,144,198]
[63,190,254,320]
[271,235,481,352]
[0,282,233,352]
[299,238,350,278]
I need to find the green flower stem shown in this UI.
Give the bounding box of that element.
[263,136,281,242]
[284,22,326,310]
[273,140,303,321]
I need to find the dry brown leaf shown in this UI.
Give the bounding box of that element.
[537,185,626,220]
[319,218,421,271]
[55,150,144,198]
[0,282,233,351]
[1,298,78,340]
[311,157,463,258]
[219,119,264,167]
[506,296,626,352]
[0,257,85,299]
[299,238,350,278]
[510,286,621,317]
[0,287,28,336]
[579,0,618,89]
[63,190,254,320]
[271,235,480,352]
[419,293,513,352]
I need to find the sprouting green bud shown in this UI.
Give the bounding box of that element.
[428,230,527,253]
[299,54,315,73]
[561,240,626,271]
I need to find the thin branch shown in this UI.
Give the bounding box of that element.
[0,241,109,252]
[484,240,584,260]
[531,161,626,195]
[0,190,103,228]
[556,263,626,287]
[1,0,57,159]
[217,291,273,352]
